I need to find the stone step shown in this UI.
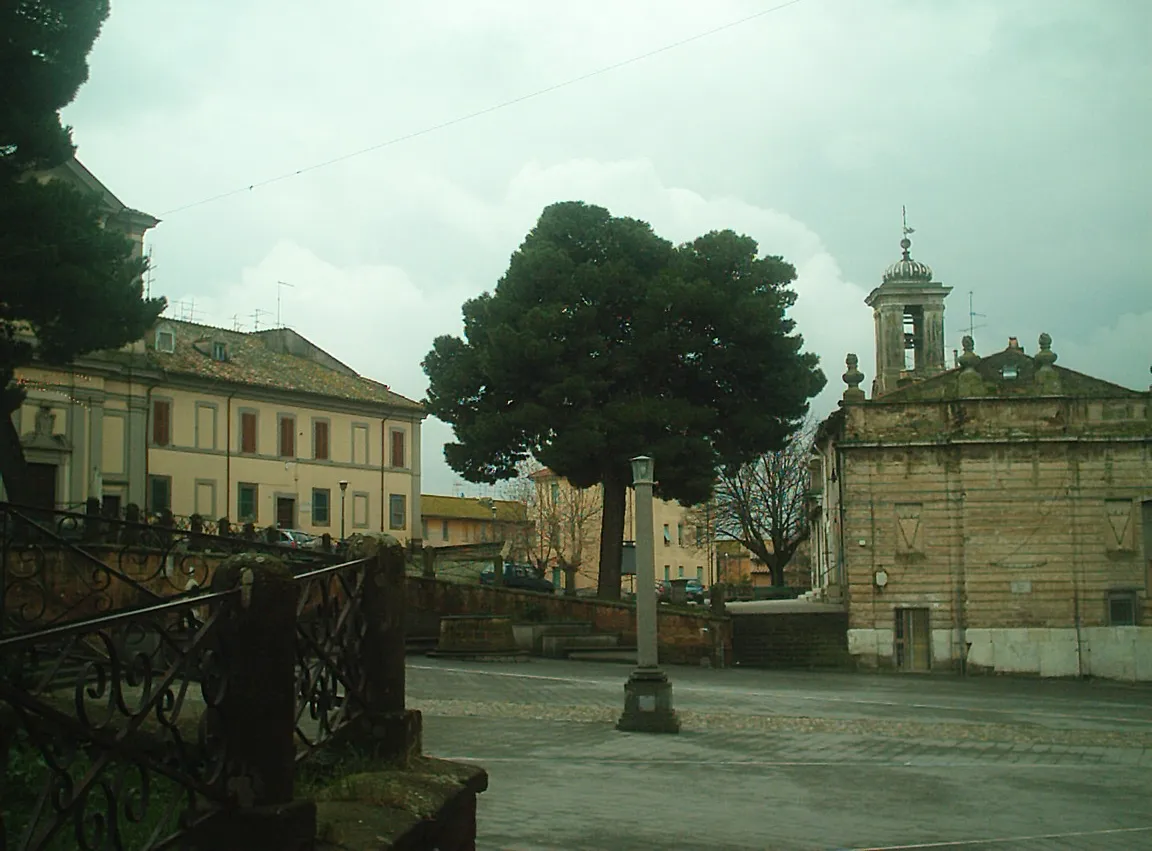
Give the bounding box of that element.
[540,632,621,657]
[566,648,638,664]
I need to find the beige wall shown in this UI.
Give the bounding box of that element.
[814,394,1152,677]
[145,386,417,537]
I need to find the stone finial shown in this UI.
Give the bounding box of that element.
[842,353,866,404]
[957,336,984,396]
[1033,332,1060,393]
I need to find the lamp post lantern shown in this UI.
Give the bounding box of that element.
[338,480,348,542]
[617,455,680,734]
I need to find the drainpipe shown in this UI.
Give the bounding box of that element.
[380,417,387,533]
[225,391,235,522]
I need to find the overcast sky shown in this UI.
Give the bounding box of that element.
[64,0,1151,496]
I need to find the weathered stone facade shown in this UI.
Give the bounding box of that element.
[811,235,1151,681]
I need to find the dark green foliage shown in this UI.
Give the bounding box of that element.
[424,202,825,598]
[0,0,166,501]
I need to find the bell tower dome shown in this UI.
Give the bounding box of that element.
[864,210,952,396]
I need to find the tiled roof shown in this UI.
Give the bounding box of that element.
[147,319,422,412]
[421,495,529,523]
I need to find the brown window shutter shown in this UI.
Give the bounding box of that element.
[391,430,404,467]
[241,413,257,453]
[315,422,329,460]
[280,418,295,457]
[153,401,170,445]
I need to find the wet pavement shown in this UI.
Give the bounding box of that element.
[407,658,1152,851]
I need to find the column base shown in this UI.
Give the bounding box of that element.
[616,666,680,734]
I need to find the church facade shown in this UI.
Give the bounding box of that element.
[809,234,1151,680]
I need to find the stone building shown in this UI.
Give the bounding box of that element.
[810,233,1151,680]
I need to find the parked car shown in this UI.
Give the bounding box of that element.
[269,528,317,549]
[656,579,706,604]
[480,563,555,593]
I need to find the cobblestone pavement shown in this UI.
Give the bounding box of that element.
[406,658,1152,851]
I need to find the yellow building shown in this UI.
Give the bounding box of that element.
[11,319,425,542]
[529,468,712,592]
[420,495,531,556]
[5,160,424,538]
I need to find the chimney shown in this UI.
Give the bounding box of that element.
[1007,337,1021,351]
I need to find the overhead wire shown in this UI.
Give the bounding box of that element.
[157,0,809,216]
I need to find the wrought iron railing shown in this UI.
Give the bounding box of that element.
[292,558,372,761]
[1,502,341,637]
[0,589,237,850]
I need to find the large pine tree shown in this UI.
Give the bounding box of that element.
[1,0,166,503]
[424,201,825,598]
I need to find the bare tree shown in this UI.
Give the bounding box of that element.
[501,462,601,594]
[709,422,814,587]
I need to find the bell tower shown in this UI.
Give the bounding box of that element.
[865,210,951,396]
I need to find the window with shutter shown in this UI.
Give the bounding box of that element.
[391,430,405,468]
[313,421,329,460]
[152,400,171,446]
[240,412,257,454]
[278,415,295,457]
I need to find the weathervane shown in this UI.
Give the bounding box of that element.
[900,205,915,259]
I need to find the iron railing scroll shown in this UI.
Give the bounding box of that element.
[292,557,372,761]
[0,589,238,850]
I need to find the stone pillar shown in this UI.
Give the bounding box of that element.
[87,397,104,503]
[409,419,422,549]
[67,400,86,505]
[618,456,679,734]
[195,553,315,851]
[125,396,148,508]
[349,533,423,764]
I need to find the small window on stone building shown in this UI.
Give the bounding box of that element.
[212,341,228,361]
[155,326,175,353]
[663,524,671,546]
[1001,363,1018,380]
[1107,592,1138,626]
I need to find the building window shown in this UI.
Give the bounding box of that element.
[677,523,684,546]
[695,525,704,545]
[212,341,228,361]
[1108,592,1139,626]
[389,494,407,530]
[194,480,217,518]
[352,493,369,528]
[678,565,685,578]
[155,326,175,353]
[152,399,172,446]
[441,519,450,541]
[278,415,296,458]
[237,483,258,522]
[312,488,330,526]
[697,566,704,581]
[550,482,560,502]
[663,565,670,580]
[663,524,671,546]
[195,403,217,450]
[352,423,369,465]
[313,420,330,461]
[390,429,406,468]
[240,411,257,454]
[148,475,171,514]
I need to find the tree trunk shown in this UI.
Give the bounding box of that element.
[0,413,29,504]
[563,565,577,597]
[596,472,627,600]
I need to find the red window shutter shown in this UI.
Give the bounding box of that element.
[391,430,404,468]
[241,413,257,453]
[315,422,329,460]
[153,401,170,445]
[280,418,295,457]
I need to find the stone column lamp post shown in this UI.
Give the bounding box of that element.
[617,455,680,734]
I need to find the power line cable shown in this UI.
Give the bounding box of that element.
[158,0,809,216]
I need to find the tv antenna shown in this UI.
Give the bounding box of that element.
[231,314,242,331]
[144,244,155,299]
[966,290,986,340]
[251,308,272,331]
[177,298,201,323]
[276,280,294,328]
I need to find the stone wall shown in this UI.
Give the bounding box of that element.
[406,577,731,666]
[730,611,851,669]
[833,396,1151,679]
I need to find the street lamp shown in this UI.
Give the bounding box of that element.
[338,480,348,542]
[617,455,680,734]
